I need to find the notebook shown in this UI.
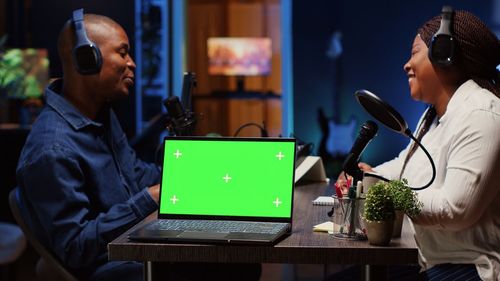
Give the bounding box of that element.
[128,136,296,244]
[312,196,335,206]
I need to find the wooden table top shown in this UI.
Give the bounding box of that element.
[108,182,418,265]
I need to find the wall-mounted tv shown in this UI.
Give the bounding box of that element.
[207,37,272,77]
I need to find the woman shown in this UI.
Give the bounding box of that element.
[335,8,500,281]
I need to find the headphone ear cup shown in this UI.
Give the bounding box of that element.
[72,44,102,74]
[428,6,456,67]
[71,9,102,75]
[428,34,456,67]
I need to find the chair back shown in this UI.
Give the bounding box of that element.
[8,188,79,281]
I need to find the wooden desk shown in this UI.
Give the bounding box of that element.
[108,183,418,280]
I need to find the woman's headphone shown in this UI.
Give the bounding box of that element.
[71,9,102,74]
[428,6,456,67]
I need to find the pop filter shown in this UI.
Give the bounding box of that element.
[354,90,411,137]
[353,89,435,191]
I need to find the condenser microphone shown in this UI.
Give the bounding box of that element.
[163,72,198,136]
[342,120,378,182]
[164,96,196,136]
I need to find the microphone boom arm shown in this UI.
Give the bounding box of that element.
[363,129,437,190]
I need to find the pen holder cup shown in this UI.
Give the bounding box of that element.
[331,197,367,241]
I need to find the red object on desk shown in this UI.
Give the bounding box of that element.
[334,182,343,198]
[335,176,353,198]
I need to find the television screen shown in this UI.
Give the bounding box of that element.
[207,37,271,76]
[0,48,49,99]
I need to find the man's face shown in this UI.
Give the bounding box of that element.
[91,24,136,101]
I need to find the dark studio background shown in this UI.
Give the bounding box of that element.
[4,0,497,164]
[0,1,498,280]
[0,0,498,221]
[6,0,137,136]
[0,0,135,222]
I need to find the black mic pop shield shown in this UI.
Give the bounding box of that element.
[342,120,378,182]
[354,90,410,136]
[353,89,436,190]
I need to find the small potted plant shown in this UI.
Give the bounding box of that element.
[0,41,47,125]
[363,181,395,246]
[386,179,423,237]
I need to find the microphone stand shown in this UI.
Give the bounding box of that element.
[347,185,357,238]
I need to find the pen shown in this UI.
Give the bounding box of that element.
[331,182,345,217]
[356,180,363,198]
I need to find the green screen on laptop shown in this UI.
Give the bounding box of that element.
[159,138,296,218]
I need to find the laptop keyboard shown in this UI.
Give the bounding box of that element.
[148,219,288,234]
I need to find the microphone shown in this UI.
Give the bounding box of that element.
[163,96,196,136]
[342,120,378,182]
[163,72,197,136]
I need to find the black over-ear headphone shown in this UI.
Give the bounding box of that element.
[72,9,102,74]
[428,6,456,67]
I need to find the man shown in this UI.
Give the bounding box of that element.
[16,11,260,281]
[16,11,159,281]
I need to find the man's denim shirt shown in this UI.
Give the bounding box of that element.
[16,80,160,276]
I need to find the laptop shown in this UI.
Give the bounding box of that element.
[128,136,296,244]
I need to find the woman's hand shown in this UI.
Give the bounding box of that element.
[334,162,373,196]
[358,162,374,173]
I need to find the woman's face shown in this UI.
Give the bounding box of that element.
[403,35,442,104]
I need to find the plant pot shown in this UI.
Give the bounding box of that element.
[365,219,394,246]
[392,210,404,238]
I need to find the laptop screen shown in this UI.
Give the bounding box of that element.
[158,137,296,220]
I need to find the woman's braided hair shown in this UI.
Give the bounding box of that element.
[418,10,500,97]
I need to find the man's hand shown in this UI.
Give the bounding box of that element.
[148,184,160,202]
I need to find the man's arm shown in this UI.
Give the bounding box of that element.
[17,147,158,269]
[110,110,161,189]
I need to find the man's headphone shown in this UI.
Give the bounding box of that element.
[428,6,456,67]
[71,9,102,74]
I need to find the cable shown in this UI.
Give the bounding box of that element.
[233,122,268,137]
[406,132,436,190]
[362,131,436,191]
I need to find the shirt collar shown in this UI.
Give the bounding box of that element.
[44,79,104,130]
[439,80,479,124]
